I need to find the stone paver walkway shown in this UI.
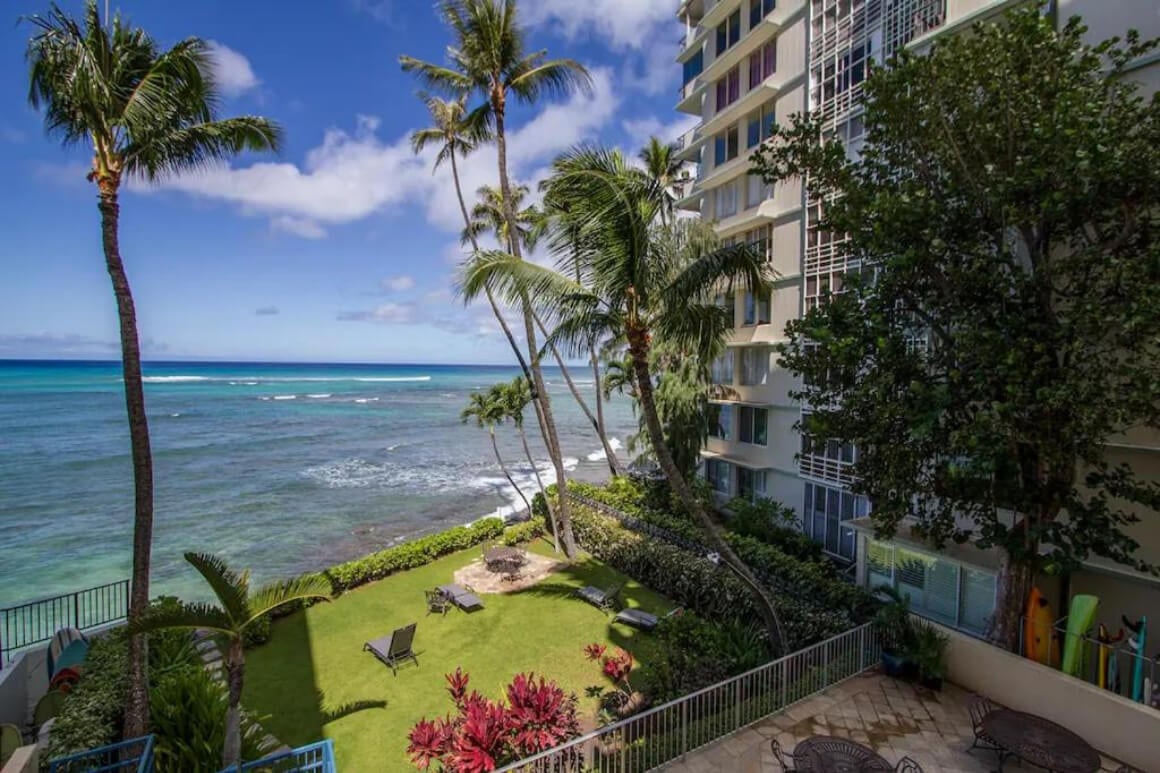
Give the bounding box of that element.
[661,672,1125,772]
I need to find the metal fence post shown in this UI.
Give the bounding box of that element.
[680,697,688,758]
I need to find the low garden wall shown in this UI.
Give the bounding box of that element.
[940,622,1160,771]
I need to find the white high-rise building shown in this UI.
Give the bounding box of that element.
[678,0,1160,615]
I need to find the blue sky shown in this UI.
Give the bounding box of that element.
[0,0,694,364]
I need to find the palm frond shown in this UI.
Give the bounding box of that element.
[458,249,592,314]
[664,241,773,308]
[399,54,473,94]
[125,116,281,180]
[245,573,333,623]
[184,552,250,620]
[129,600,233,638]
[508,56,593,103]
[653,302,734,361]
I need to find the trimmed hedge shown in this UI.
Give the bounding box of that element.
[568,504,854,650]
[503,517,545,546]
[325,518,504,593]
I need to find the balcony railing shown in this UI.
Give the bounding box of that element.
[219,740,337,772]
[49,735,154,773]
[496,622,880,772]
[1,579,130,665]
[798,452,856,487]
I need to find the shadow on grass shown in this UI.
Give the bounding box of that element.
[246,602,387,749]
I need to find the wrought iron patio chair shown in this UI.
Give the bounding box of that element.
[769,738,795,772]
[425,589,451,616]
[895,756,923,772]
[967,695,1001,754]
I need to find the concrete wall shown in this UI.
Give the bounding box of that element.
[0,745,37,773]
[0,647,48,729]
[941,623,1160,771]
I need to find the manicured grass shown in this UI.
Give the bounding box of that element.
[243,540,670,771]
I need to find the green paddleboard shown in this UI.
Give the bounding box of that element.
[1062,594,1099,676]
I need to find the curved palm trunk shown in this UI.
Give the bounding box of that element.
[494,105,576,557]
[626,328,787,653]
[490,427,532,516]
[517,424,559,551]
[224,638,245,769]
[99,179,153,737]
[449,152,538,396]
[532,312,623,476]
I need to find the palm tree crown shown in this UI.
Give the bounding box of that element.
[639,136,686,224]
[26,1,282,186]
[410,92,487,171]
[462,183,544,252]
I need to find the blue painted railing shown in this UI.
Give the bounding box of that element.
[218,740,336,773]
[48,734,154,773]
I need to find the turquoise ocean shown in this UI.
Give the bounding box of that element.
[0,360,636,606]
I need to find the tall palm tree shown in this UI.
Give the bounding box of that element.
[462,182,623,475]
[639,136,685,226]
[401,0,592,558]
[410,93,538,396]
[462,388,532,515]
[132,553,332,768]
[461,183,544,251]
[498,376,559,549]
[24,1,282,734]
[463,146,788,653]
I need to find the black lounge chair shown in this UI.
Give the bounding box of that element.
[575,583,622,612]
[364,623,418,675]
[437,584,485,611]
[613,606,682,632]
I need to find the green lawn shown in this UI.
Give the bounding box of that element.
[243,540,670,771]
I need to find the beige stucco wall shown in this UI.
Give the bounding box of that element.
[0,746,37,773]
[941,623,1160,771]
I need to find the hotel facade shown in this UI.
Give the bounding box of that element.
[678,0,1160,639]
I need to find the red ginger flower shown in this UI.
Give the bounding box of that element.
[583,643,607,661]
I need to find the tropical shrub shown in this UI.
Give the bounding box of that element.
[407,668,581,772]
[326,518,504,593]
[568,505,854,649]
[502,517,545,546]
[150,666,273,772]
[243,613,272,648]
[644,612,754,702]
[564,480,707,546]
[725,498,825,563]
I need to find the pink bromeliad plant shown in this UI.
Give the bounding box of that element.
[407,668,581,772]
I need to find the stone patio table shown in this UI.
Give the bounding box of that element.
[982,709,1100,773]
[793,735,893,772]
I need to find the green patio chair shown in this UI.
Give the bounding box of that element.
[33,689,66,732]
[1,724,23,766]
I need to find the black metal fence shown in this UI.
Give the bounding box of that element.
[1,579,130,665]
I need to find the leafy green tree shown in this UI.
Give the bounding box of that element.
[24,1,281,734]
[462,387,532,515]
[410,93,538,394]
[132,554,331,768]
[755,7,1160,649]
[401,0,591,558]
[638,136,685,226]
[463,147,788,652]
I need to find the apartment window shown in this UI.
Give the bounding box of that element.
[709,403,733,439]
[738,406,768,445]
[745,226,770,261]
[706,459,732,495]
[716,9,742,55]
[748,41,777,89]
[737,467,768,501]
[683,50,704,86]
[750,0,777,28]
[715,180,738,219]
[866,540,997,637]
[802,482,865,560]
[714,127,739,166]
[747,115,761,148]
[746,174,770,209]
[715,67,740,112]
[711,351,734,384]
[742,292,771,326]
[740,347,769,386]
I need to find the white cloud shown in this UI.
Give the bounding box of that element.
[623,113,700,150]
[206,41,260,97]
[383,275,415,292]
[337,302,415,323]
[149,70,619,239]
[523,0,675,50]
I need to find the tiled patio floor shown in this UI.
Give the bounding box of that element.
[660,672,1125,772]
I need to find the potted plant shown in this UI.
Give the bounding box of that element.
[873,585,916,678]
[909,620,950,690]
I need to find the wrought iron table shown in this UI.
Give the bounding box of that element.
[793,736,894,772]
[484,546,526,579]
[981,709,1101,773]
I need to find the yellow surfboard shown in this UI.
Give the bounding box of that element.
[1025,587,1053,665]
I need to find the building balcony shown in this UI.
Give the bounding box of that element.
[700,1,803,85]
[674,125,705,162]
[676,75,707,115]
[700,74,785,139]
